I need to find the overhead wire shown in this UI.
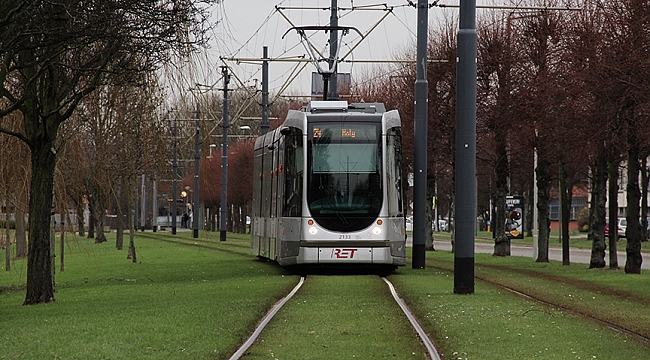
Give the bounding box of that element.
[209,1,426,102]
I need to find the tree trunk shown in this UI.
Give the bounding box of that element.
[607,147,620,268]
[524,189,533,237]
[76,200,86,237]
[493,138,510,256]
[559,160,570,266]
[15,204,27,258]
[625,144,643,274]
[5,206,10,272]
[536,158,551,262]
[90,196,107,243]
[641,156,649,242]
[115,177,126,249]
[116,201,124,250]
[128,175,137,262]
[425,172,435,251]
[589,151,607,268]
[59,225,65,272]
[87,205,95,239]
[212,205,217,232]
[24,136,57,305]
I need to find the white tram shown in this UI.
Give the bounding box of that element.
[251,101,406,269]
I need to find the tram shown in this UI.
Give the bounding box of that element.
[251,101,406,268]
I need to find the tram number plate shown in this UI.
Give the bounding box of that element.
[331,248,358,259]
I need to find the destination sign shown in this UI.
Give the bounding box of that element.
[311,123,377,141]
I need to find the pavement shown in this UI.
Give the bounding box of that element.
[407,235,649,270]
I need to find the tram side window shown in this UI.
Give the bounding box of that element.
[262,136,273,218]
[252,148,264,218]
[283,129,303,217]
[386,128,403,216]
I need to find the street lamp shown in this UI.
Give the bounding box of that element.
[207,143,217,158]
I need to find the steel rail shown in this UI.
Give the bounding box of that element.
[420,259,650,345]
[479,277,650,345]
[382,277,442,360]
[228,276,306,360]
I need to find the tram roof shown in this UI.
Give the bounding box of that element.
[306,101,386,114]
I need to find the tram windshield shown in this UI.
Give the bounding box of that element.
[307,121,382,231]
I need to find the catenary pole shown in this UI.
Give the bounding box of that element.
[412,0,428,269]
[328,0,339,100]
[172,118,178,234]
[141,174,146,231]
[152,179,157,232]
[454,0,476,294]
[261,46,270,135]
[220,66,230,242]
[193,108,200,239]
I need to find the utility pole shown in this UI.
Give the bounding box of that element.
[172,117,178,235]
[220,66,230,242]
[412,0,428,269]
[152,179,158,232]
[193,108,200,239]
[141,174,146,231]
[328,0,339,101]
[533,148,538,260]
[454,0,477,294]
[261,46,270,135]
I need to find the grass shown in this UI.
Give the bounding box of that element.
[2,231,650,359]
[1,230,298,359]
[423,249,650,335]
[392,267,650,359]
[429,230,650,252]
[241,275,428,359]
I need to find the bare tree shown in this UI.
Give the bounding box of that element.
[477,13,521,257]
[0,0,214,305]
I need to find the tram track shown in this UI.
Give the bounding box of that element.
[228,275,442,360]
[156,236,442,358]
[382,276,442,360]
[422,259,650,345]
[141,233,252,258]
[228,276,306,360]
[479,276,650,344]
[148,236,649,351]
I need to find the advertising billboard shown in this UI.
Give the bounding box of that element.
[505,195,524,239]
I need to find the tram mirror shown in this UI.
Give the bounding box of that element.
[280,127,292,136]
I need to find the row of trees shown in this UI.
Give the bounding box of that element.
[353,0,648,273]
[2,0,647,306]
[0,0,216,305]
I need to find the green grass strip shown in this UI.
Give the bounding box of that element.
[0,231,298,359]
[422,250,650,338]
[430,231,650,252]
[391,250,650,359]
[3,231,650,359]
[242,275,429,359]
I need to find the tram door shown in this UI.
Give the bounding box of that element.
[269,133,282,260]
[260,134,273,258]
[251,141,263,256]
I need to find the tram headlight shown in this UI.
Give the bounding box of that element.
[372,219,382,235]
[309,226,318,235]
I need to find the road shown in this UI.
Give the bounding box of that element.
[407,236,649,269]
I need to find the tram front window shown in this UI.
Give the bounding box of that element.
[307,122,382,231]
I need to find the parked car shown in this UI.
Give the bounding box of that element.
[618,218,627,237]
[604,218,626,239]
[405,216,413,232]
[437,219,449,232]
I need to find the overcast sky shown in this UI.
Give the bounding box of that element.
[202,0,462,96]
